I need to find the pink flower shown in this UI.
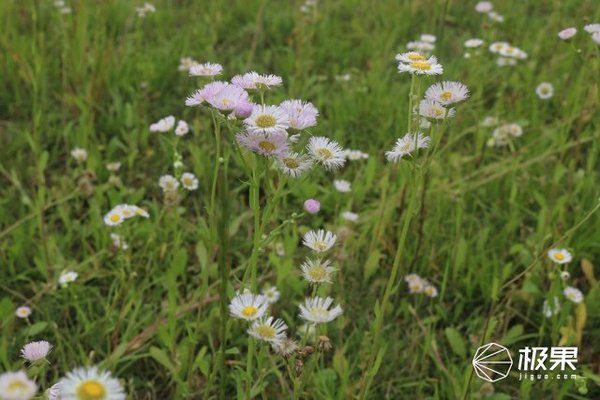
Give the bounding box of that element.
[234,101,254,119]
[558,27,577,40]
[304,199,321,214]
[279,99,319,130]
[21,340,52,362]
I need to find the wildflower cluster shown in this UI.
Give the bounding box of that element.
[489,41,528,67]
[405,274,439,298]
[484,120,524,147]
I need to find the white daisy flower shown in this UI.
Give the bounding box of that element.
[420,34,436,43]
[397,56,443,75]
[248,316,287,345]
[548,248,572,264]
[299,296,343,324]
[424,81,470,105]
[306,136,346,171]
[418,99,455,119]
[180,172,199,191]
[564,286,584,304]
[491,126,511,146]
[488,11,504,22]
[406,41,435,52]
[464,38,484,48]
[175,120,189,136]
[59,366,125,400]
[592,32,600,45]
[584,23,600,34]
[15,306,32,319]
[535,82,554,100]
[59,271,78,287]
[105,162,121,172]
[158,175,180,192]
[231,71,283,90]
[229,293,269,321]
[261,287,280,304]
[507,123,523,137]
[344,149,369,160]
[496,57,517,67]
[475,1,493,13]
[21,340,52,362]
[70,148,88,162]
[341,211,358,222]
[303,229,337,253]
[419,118,432,129]
[498,45,521,58]
[110,233,128,251]
[279,99,319,130]
[543,297,561,318]
[113,204,136,219]
[276,152,313,177]
[103,208,125,226]
[404,273,422,283]
[244,105,289,135]
[333,179,351,193]
[408,278,425,293]
[489,41,509,53]
[395,51,428,63]
[178,57,198,72]
[481,116,499,127]
[149,116,175,132]
[0,371,37,400]
[188,62,223,77]
[424,284,438,298]
[236,131,290,157]
[385,132,431,162]
[558,27,577,40]
[300,258,336,284]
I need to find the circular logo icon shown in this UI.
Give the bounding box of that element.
[472,342,513,382]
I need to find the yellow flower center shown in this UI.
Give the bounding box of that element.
[554,253,565,261]
[440,91,453,101]
[314,241,327,251]
[221,98,230,107]
[255,114,277,128]
[309,307,328,319]
[410,62,432,70]
[283,158,299,169]
[121,209,132,218]
[183,177,193,186]
[407,53,426,61]
[258,140,276,152]
[255,325,276,338]
[8,381,28,391]
[308,265,327,281]
[110,214,121,223]
[317,148,333,160]
[77,380,106,400]
[241,306,258,317]
[432,108,445,117]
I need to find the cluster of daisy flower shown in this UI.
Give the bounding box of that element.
[485,120,523,147]
[106,161,122,186]
[405,33,436,56]
[158,172,199,193]
[474,1,503,23]
[542,248,585,317]
[344,149,369,161]
[0,338,125,400]
[488,41,527,67]
[184,64,347,177]
[387,55,469,161]
[404,274,438,298]
[300,0,318,14]
[178,57,198,73]
[103,204,149,227]
[559,24,600,44]
[135,2,156,18]
[149,115,189,136]
[53,0,72,14]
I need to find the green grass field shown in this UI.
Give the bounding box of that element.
[1,0,600,399]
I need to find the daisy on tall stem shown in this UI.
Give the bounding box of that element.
[358,50,469,399]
